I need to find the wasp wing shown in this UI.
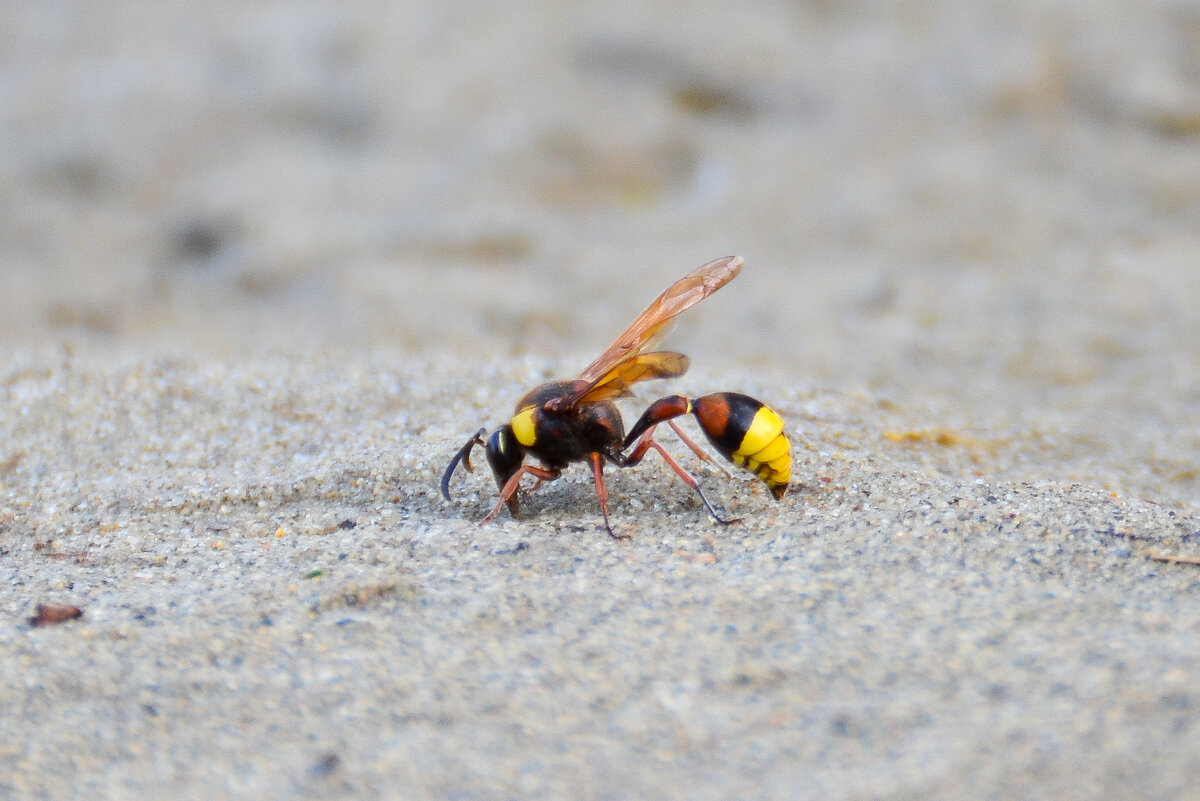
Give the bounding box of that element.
[567,352,690,407]
[576,255,743,383]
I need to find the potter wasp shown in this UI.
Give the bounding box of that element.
[440,255,792,538]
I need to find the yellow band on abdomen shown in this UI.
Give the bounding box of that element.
[735,407,786,458]
[734,407,791,491]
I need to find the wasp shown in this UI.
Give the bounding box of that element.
[440,255,792,538]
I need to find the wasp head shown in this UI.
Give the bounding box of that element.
[485,425,526,513]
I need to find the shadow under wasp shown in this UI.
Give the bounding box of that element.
[440,255,792,539]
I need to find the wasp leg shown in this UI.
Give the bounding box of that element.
[625,431,737,525]
[589,451,629,540]
[481,464,562,524]
[666,419,732,477]
[441,427,487,501]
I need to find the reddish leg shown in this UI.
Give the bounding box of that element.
[666,420,731,477]
[589,451,628,540]
[481,464,561,524]
[625,432,736,525]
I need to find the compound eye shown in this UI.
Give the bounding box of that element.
[485,426,525,492]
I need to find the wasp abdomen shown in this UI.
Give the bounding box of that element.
[691,392,791,499]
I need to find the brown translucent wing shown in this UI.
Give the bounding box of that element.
[576,255,743,383]
[567,352,690,407]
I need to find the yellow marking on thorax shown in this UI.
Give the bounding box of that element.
[511,407,538,447]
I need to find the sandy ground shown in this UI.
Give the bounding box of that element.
[3,3,1200,799]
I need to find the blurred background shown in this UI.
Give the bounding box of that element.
[3,1,1199,494]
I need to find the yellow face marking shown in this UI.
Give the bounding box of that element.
[510,407,538,447]
[736,407,785,458]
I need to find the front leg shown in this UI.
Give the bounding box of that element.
[481,464,562,524]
